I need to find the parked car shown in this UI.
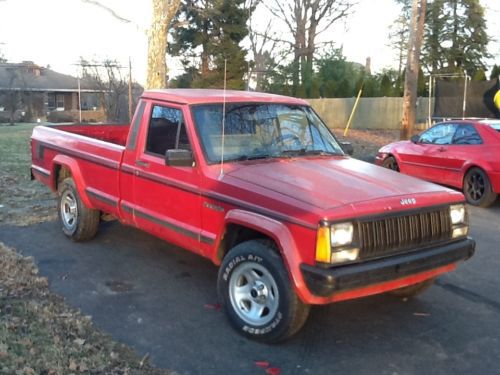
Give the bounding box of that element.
[376,120,500,207]
[31,90,475,342]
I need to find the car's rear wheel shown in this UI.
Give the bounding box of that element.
[463,168,497,207]
[389,277,435,298]
[218,240,310,343]
[58,177,100,241]
[382,156,399,172]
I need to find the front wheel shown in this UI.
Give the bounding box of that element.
[58,177,99,241]
[382,156,399,172]
[217,240,310,343]
[463,168,497,207]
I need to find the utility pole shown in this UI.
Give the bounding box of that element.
[400,0,426,140]
[128,57,133,122]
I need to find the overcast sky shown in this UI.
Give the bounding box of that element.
[0,0,498,84]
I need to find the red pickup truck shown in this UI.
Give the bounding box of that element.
[31,89,475,342]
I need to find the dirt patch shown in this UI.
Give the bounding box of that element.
[0,242,168,374]
[334,128,400,161]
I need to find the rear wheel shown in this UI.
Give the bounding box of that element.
[217,240,310,343]
[389,278,435,298]
[58,177,99,241]
[382,156,399,172]
[463,168,497,207]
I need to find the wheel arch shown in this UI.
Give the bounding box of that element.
[461,163,489,189]
[51,155,93,208]
[214,209,307,300]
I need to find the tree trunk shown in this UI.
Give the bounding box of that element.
[401,0,426,140]
[146,0,181,89]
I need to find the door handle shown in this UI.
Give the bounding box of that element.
[135,160,150,168]
[438,147,446,152]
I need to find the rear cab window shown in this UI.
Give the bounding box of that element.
[452,124,483,145]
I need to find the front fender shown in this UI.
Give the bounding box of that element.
[51,154,93,208]
[218,209,311,303]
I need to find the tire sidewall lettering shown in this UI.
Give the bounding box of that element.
[241,311,283,335]
[222,254,263,282]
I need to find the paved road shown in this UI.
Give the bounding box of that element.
[1,204,500,374]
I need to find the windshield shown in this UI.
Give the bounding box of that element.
[487,123,500,132]
[191,103,344,163]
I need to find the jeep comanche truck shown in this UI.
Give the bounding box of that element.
[31,89,475,342]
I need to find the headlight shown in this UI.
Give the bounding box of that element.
[450,204,466,225]
[449,204,468,238]
[315,222,358,264]
[331,222,353,246]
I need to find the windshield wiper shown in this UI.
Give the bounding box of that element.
[231,153,272,162]
[278,149,341,157]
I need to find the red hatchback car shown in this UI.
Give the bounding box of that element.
[376,120,500,207]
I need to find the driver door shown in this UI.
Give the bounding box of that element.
[399,123,458,185]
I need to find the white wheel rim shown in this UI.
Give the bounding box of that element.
[228,262,280,326]
[60,190,78,231]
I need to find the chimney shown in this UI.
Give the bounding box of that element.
[365,57,371,75]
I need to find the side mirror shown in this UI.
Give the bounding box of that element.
[410,135,420,144]
[165,149,193,167]
[340,142,354,156]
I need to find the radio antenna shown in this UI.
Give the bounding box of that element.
[219,59,227,180]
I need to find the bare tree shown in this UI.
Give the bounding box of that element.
[400,0,426,140]
[80,59,130,122]
[246,0,282,91]
[146,0,181,89]
[0,67,24,125]
[266,0,354,95]
[80,0,181,89]
[249,21,280,91]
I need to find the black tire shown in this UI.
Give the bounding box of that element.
[382,156,399,172]
[57,177,99,241]
[389,277,435,298]
[463,168,497,207]
[217,240,310,343]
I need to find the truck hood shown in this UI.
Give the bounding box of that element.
[226,157,452,209]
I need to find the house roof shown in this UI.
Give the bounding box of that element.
[0,62,101,92]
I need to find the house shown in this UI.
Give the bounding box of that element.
[0,61,106,123]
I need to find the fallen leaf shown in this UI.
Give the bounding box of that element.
[139,352,150,368]
[413,312,430,317]
[266,367,281,375]
[204,303,222,310]
[255,361,270,368]
[78,363,88,373]
[74,338,86,346]
[69,360,78,371]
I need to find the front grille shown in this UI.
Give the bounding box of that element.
[358,207,452,259]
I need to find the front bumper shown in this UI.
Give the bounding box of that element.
[374,155,384,166]
[301,238,475,297]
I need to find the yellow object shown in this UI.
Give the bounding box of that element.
[315,226,331,263]
[344,87,363,136]
[494,89,500,110]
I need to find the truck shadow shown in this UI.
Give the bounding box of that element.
[1,220,498,374]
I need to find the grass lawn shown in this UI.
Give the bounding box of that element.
[0,123,56,226]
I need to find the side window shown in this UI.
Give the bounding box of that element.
[419,123,457,145]
[452,125,482,145]
[146,105,191,156]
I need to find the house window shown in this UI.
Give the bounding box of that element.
[56,94,65,110]
[47,93,65,111]
[47,94,56,109]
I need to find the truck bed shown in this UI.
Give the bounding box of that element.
[49,123,130,146]
[31,124,129,219]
